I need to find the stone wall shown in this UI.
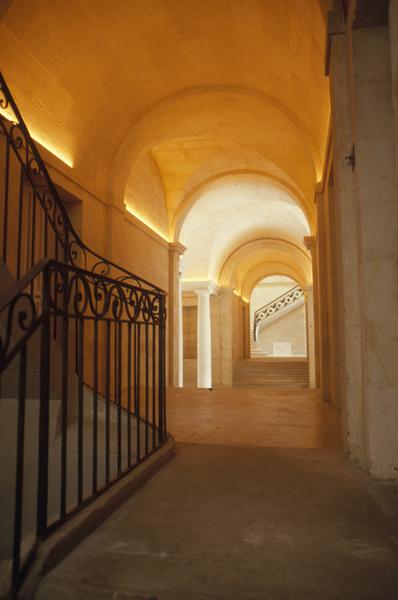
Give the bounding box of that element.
[328,1,398,479]
[257,304,307,356]
[390,0,398,162]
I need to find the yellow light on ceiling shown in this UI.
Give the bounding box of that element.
[0,106,14,123]
[30,130,74,168]
[181,278,217,284]
[234,289,249,303]
[0,108,74,168]
[125,205,170,242]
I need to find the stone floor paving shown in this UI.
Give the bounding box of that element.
[35,390,398,600]
[167,387,341,449]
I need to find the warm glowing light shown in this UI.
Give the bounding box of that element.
[181,278,217,283]
[125,205,169,242]
[0,109,74,167]
[30,130,74,168]
[234,289,249,303]
[0,106,14,122]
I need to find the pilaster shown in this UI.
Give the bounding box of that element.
[328,25,367,468]
[304,236,320,389]
[168,242,186,387]
[349,20,398,478]
[219,288,235,387]
[304,285,316,389]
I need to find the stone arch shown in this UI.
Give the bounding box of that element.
[173,169,315,241]
[241,263,306,301]
[219,238,312,295]
[109,87,322,224]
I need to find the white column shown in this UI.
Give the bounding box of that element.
[177,256,183,387]
[196,289,212,389]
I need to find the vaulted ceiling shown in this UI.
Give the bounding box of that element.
[0,0,330,286]
[179,174,311,285]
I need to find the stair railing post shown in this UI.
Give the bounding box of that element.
[37,265,51,539]
[158,294,166,443]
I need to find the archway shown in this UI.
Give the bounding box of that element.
[176,173,313,389]
[250,275,307,359]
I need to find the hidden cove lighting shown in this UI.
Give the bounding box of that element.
[0,107,74,168]
[30,130,74,168]
[234,289,249,303]
[125,205,170,242]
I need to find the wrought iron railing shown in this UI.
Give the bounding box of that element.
[0,73,160,291]
[253,285,304,341]
[0,75,167,597]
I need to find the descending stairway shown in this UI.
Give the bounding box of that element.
[233,358,309,388]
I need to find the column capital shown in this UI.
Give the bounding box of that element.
[168,241,186,256]
[182,279,219,296]
[194,288,211,297]
[219,286,235,295]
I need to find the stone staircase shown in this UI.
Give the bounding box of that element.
[233,358,309,388]
[249,330,268,357]
[250,286,305,358]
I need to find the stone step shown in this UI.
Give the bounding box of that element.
[234,374,308,378]
[233,359,309,388]
[234,368,308,374]
[233,383,309,388]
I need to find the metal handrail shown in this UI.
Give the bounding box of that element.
[0,261,167,597]
[0,73,165,294]
[253,285,304,341]
[0,75,167,597]
[0,258,50,314]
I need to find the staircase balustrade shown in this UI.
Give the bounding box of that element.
[253,285,304,341]
[0,74,167,597]
[0,73,160,291]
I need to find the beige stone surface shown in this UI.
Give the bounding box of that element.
[1,0,397,486]
[179,174,310,283]
[351,26,398,479]
[167,387,340,449]
[35,440,398,600]
[257,304,307,356]
[182,358,196,389]
[329,29,366,467]
[0,0,330,229]
[220,238,312,296]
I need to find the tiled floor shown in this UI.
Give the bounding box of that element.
[167,387,341,449]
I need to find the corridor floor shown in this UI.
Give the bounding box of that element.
[167,387,341,449]
[35,390,398,600]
